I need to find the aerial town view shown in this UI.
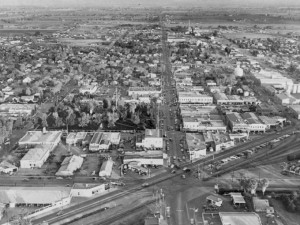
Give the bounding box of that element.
[0,0,300,224]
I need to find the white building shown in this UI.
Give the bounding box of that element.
[128,87,161,97]
[66,132,87,145]
[182,116,227,132]
[79,85,98,94]
[186,133,207,161]
[178,92,213,104]
[0,186,72,208]
[20,145,54,169]
[124,151,164,166]
[55,155,84,177]
[99,159,114,177]
[89,132,102,151]
[226,112,249,133]
[213,93,244,105]
[99,133,111,150]
[71,183,108,197]
[19,131,62,146]
[0,104,36,117]
[0,161,18,174]
[136,129,163,150]
[241,112,267,133]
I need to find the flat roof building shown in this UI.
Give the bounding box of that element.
[99,158,114,177]
[19,131,62,146]
[0,186,72,207]
[219,212,262,225]
[20,144,54,169]
[56,155,84,177]
[178,92,213,104]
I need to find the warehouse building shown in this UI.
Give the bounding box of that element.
[99,158,114,177]
[0,186,72,208]
[19,130,62,146]
[20,144,54,169]
[55,155,84,177]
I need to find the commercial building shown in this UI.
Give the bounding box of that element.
[258,116,286,129]
[289,105,300,119]
[110,132,121,145]
[136,129,163,150]
[55,155,84,177]
[253,69,294,91]
[226,112,249,132]
[99,133,111,151]
[178,92,213,104]
[0,186,72,208]
[214,93,243,105]
[241,112,267,133]
[20,145,54,169]
[19,131,62,146]
[0,161,18,174]
[182,116,227,132]
[99,158,114,177]
[275,93,291,105]
[0,104,36,118]
[71,183,108,197]
[203,132,234,152]
[89,132,103,151]
[186,133,207,160]
[128,87,161,96]
[124,151,164,166]
[66,132,87,145]
[219,212,262,225]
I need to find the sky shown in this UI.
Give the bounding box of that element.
[0,0,300,7]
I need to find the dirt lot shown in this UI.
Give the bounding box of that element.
[78,156,101,176]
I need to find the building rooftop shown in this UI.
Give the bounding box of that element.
[128,87,160,91]
[72,183,105,190]
[289,104,300,113]
[145,129,162,138]
[186,133,206,150]
[0,186,71,204]
[56,155,83,175]
[219,212,262,225]
[21,145,53,162]
[178,92,211,98]
[19,131,62,144]
[226,112,247,125]
[90,132,103,144]
[242,112,262,124]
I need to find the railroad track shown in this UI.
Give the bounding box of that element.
[85,199,156,225]
[206,138,300,179]
[33,128,298,224]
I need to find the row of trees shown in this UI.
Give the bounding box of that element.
[238,173,270,195]
[36,96,157,130]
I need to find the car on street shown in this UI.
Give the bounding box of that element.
[142,183,149,187]
[56,211,63,216]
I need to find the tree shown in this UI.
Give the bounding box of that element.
[41,113,48,128]
[247,178,258,195]
[93,113,102,125]
[79,112,90,127]
[259,178,269,195]
[25,87,31,96]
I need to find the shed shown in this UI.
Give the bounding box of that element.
[253,197,270,212]
[230,193,246,206]
[206,195,223,207]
